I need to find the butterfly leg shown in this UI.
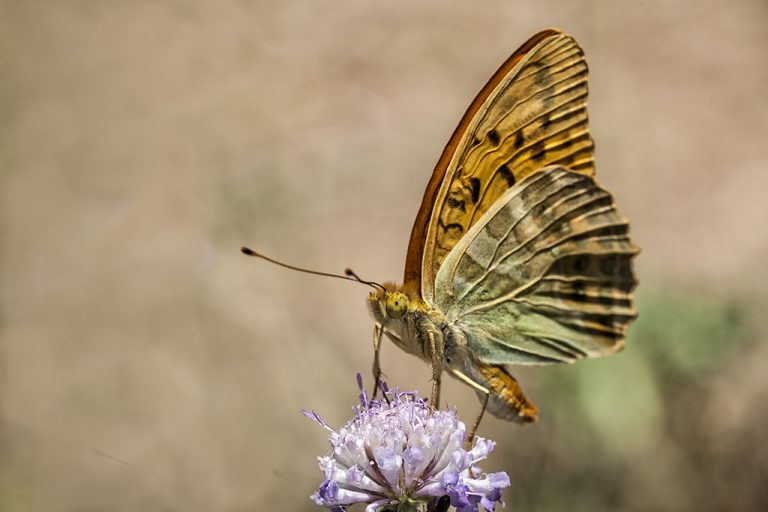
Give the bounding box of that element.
[427,331,443,414]
[372,323,384,398]
[372,324,404,400]
[448,368,490,446]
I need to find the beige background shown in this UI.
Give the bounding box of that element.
[2,1,767,511]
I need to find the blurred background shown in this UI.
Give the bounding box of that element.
[2,0,767,511]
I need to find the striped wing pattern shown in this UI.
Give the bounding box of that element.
[421,32,595,303]
[435,167,638,365]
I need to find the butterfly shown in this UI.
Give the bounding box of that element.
[364,28,638,429]
[243,28,638,434]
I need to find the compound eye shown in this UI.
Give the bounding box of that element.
[385,292,408,319]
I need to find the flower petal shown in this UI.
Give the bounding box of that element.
[305,376,511,511]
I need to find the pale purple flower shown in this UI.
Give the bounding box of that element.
[303,375,510,512]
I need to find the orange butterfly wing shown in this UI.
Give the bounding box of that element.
[403,29,596,303]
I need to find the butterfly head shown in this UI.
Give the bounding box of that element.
[367,283,412,326]
[385,291,409,319]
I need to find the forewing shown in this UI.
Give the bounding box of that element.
[404,29,595,303]
[435,166,638,365]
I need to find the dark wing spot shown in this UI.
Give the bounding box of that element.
[573,255,590,273]
[541,112,552,129]
[514,131,525,149]
[487,129,500,146]
[469,178,481,203]
[446,196,466,212]
[499,164,516,187]
[439,220,465,233]
[531,141,547,161]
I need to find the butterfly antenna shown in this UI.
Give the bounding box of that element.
[344,268,385,292]
[241,246,381,290]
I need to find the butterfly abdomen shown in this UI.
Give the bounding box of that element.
[449,349,539,423]
[478,363,539,423]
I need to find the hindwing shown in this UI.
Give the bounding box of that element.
[435,166,638,365]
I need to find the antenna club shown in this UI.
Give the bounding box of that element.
[241,246,257,256]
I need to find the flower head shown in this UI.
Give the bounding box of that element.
[303,375,510,512]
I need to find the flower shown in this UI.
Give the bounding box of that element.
[303,375,510,512]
